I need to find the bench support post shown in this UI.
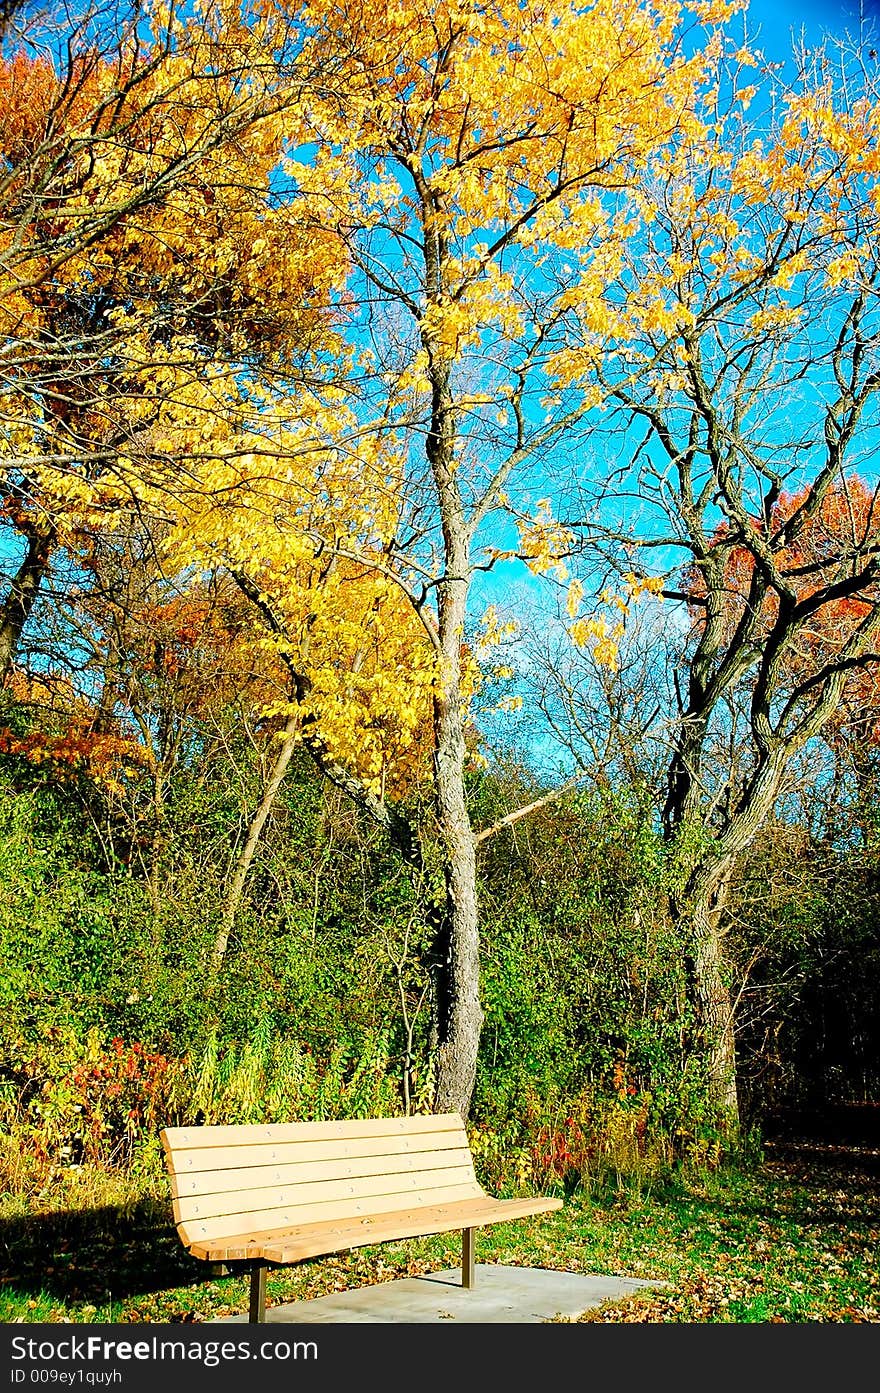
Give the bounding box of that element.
[249,1262,267,1323]
[462,1227,476,1288]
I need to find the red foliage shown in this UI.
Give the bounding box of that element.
[532,1117,593,1183]
[16,1030,182,1167]
[685,476,880,743]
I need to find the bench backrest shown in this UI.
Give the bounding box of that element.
[160,1112,484,1248]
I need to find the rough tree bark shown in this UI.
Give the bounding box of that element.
[430,549,483,1115]
[0,522,55,680]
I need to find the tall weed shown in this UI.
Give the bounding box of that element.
[181,1023,405,1125]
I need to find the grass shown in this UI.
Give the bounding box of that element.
[0,1157,877,1324]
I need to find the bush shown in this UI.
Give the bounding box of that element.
[1,1024,182,1169]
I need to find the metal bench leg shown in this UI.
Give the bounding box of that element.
[249,1262,267,1323]
[462,1227,476,1288]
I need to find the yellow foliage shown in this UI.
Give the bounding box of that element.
[7,0,807,807]
[517,502,575,581]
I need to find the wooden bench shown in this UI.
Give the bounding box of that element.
[160,1112,562,1322]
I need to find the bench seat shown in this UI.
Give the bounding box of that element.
[188,1193,562,1263]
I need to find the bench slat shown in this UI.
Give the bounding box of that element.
[178,1180,484,1246]
[162,1113,464,1151]
[164,1129,468,1178]
[168,1146,475,1199]
[263,1195,564,1264]
[173,1162,480,1224]
[188,1194,564,1262]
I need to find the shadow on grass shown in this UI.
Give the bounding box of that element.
[0,1198,210,1308]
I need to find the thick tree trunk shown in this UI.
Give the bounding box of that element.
[687,877,738,1118]
[431,598,483,1115]
[420,257,484,1116]
[212,712,300,966]
[0,523,55,679]
[670,754,791,1127]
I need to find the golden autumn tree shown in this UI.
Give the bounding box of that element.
[152,409,440,954]
[2,2,440,991]
[152,0,735,1116]
[0,0,329,675]
[558,38,880,1118]
[1,1,415,965]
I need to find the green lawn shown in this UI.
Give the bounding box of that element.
[1,1159,877,1323]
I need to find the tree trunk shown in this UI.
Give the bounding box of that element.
[420,250,484,1115]
[0,523,55,679]
[687,876,738,1118]
[212,712,300,966]
[431,627,483,1116]
[666,744,792,1130]
[426,489,484,1115]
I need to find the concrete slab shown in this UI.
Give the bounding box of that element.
[216,1264,663,1324]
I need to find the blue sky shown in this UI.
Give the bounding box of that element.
[746,0,877,51]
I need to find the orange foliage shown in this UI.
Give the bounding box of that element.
[0,725,181,801]
[0,587,262,791]
[0,51,60,162]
